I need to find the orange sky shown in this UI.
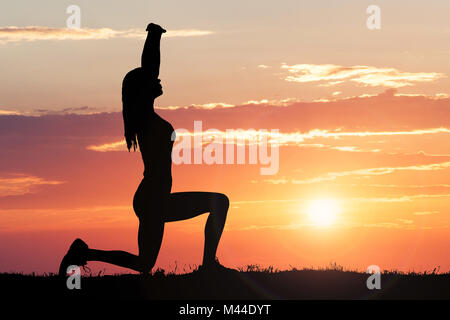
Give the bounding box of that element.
[1,1,450,274]
[1,92,450,274]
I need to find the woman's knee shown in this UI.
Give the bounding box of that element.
[213,193,229,212]
[133,193,147,217]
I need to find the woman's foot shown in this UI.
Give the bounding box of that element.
[198,258,237,274]
[58,238,89,277]
[146,23,166,34]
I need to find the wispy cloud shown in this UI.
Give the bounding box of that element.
[232,195,450,208]
[32,106,102,116]
[234,220,420,231]
[338,183,450,189]
[413,211,439,216]
[157,98,301,110]
[0,106,112,116]
[395,93,450,99]
[0,205,130,215]
[159,102,236,110]
[0,174,64,196]
[361,222,411,229]
[281,63,445,88]
[0,109,20,115]
[263,162,450,185]
[87,141,126,152]
[86,127,450,152]
[0,26,214,43]
[164,29,214,38]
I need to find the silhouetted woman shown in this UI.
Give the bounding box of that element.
[59,23,230,276]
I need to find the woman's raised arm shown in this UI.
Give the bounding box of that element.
[141,23,166,79]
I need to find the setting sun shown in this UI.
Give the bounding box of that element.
[307,199,340,227]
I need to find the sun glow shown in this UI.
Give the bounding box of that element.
[307,198,340,227]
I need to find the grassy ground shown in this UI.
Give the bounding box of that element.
[1,265,449,300]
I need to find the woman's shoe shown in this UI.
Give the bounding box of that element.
[198,258,237,274]
[146,23,166,34]
[58,238,89,277]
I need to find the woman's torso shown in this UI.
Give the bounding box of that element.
[136,112,175,194]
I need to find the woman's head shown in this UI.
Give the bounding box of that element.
[122,67,163,151]
[122,67,163,104]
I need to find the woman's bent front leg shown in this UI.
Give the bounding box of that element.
[165,192,230,266]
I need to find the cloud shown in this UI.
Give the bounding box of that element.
[30,106,103,116]
[235,220,421,231]
[164,29,214,38]
[4,90,450,133]
[0,205,130,215]
[154,90,450,133]
[0,174,64,197]
[281,63,445,88]
[395,93,450,99]
[233,195,450,206]
[0,109,20,115]
[413,211,439,216]
[87,140,126,152]
[0,26,214,43]
[238,223,309,231]
[157,98,303,110]
[1,106,117,116]
[339,183,450,189]
[361,222,407,229]
[352,194,450,202]
[397,218,414,224]
[86,127,450,152]
[262,161,450,185]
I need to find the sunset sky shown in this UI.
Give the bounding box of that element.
[1,0,450,274]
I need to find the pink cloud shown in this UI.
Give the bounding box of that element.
[281,63,445,88]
